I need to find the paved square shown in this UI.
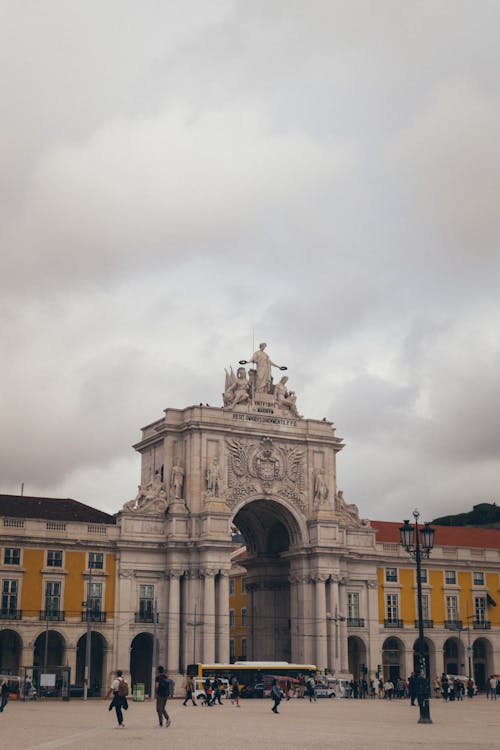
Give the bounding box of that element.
[1,697,499,750]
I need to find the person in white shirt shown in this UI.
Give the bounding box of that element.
[105,669,127,728]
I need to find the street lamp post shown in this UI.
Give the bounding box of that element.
[400,510,435,725]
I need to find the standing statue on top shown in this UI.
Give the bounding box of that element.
[244,342,286,394]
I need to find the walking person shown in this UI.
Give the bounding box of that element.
[155,666,172,728]
[105,669,128,729]
[182,674,197,706]
[306,676,317,702]
[0,679,9,712]
[212,676,223,705]
[408,672,417,706]
[271,679,282,714]
[230,675,240,706]
[489,675,497,700]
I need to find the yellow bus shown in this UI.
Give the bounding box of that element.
[187,661,317,695]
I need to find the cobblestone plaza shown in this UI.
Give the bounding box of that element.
[1,697,499,750]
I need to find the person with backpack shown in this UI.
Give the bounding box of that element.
[105,669,128,728]
[155,666,172,727]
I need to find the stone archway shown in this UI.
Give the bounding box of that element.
[233,497,304,662]
[0,629,22,673]
[75,631,107,694]
[33,630,65,669]
[130,632,154,696]
[443,636,464,675]
[348,635,367,679]
[473,637,493,690]
[412,637,435,679]
[382,637,405,682]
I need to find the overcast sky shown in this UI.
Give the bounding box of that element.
[1,1,499,523]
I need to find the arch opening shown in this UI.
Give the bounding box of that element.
[232,498,303,663]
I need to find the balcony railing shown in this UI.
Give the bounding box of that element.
[134,612,158,623]
[82,611,107,622]
[384,619,403,628]
[39,610,65,621]
[444,620,463,630]
[414,619,433,628]
[473,620,491,630]
[347,617,365,627]
[0,608,22,620]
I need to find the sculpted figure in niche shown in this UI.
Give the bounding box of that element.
[314,469,329,504]
[223,367,250,408]
[170,463,185,499]
[247,343,285,394]
[206,457,223,497]
[275,376,301,417]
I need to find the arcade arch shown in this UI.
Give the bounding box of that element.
[130,632,156,696]
[33,630,65,669]
[473,637,493,690]
[412,637,435,678]
[0,629,22,673]
[382,637,405,682]
[75,632,107,694]
[347,635,367,679]
[443,636,464,675]
[232,497,305,663]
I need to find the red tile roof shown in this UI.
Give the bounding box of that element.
[371,520,500,550]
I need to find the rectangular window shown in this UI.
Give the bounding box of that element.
[44,581,61,615]
[3,548,20,565]
[241,638,247,659]
[347,592,360,620]
[139,585,154,619]
[88,582,102,614]
[229,609,235,628]
[385,568,397,583]
[445,595,458,621]
[229,578,235,596]
[473,571,485,586]
[241,576,247,593]
[241,607,247,626]
[386,593,399,622]
[444,570,456,585]
[421,594,430,620]
[229,639,235,662]
[474,596,486,624]
[416,568,427,584]
[88,552,104,570]
[47,550,63,567]
[1,579,18,614]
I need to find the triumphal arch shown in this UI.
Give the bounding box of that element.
[117,344,377,679]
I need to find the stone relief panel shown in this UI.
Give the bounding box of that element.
[122,471,168,515]
[225,436,305,511]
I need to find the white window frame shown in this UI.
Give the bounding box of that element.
[241,607,247,626]
[474,595,486,624]
[473,571,485,586]
[385,568,398,583]
[444,570,456,585]
[229,609,235,628]
[386,593,399,623]
[88,552,104,570]
[47,550,63,567]
[347,592,360,620]
[3,548,21,565]
[445,595,459,621]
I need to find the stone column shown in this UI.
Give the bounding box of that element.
[65,644,77,684]
[289,574,300,663]
[216,571,229,663]
[300,575,315,664]
[326,577,338,673]
[166,570,181,675]
[202,569,216,663]
[366,580,379,677]
[339,578,349,673]
[314,575,328,671]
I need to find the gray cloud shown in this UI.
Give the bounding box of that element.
[1,2,500,521]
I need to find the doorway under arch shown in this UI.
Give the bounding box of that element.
[232,497,304,663]
[0,629,22,673]
[443,637,464,675]
[412,637,434,679]
[33,630,65,669]
[76,631,107,695]
[348,636,367,679]
[382,637,405,682]
[473,637,493,690]
[130,632,154,696]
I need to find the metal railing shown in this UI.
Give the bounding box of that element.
[39,610,65,621]
[0,608,22,620]
[347,617,365,627]
[384,618,403,628]
[81,610,107,622]
[134,611,158,623]
[414,619,433,628]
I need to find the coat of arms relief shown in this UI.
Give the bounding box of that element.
[225,436,306,511]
